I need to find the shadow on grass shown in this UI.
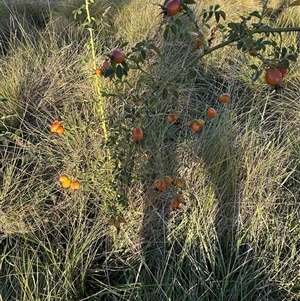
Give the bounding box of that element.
[132,72,288,300]
[1,1,298,299]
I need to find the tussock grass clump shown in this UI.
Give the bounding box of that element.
[0,0,299,300]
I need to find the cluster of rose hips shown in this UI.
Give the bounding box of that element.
[167,93,231,133]
[264,67,287,88]
[166,114,179,123]
[95,49,125,76]
[247,47,289,89]
[49,120,81,191]
[50,119,65,135]
[153,176,186,210]
[186,119,205,133]
[58,175,80,190]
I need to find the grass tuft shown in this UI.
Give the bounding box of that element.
[0,0,299,300]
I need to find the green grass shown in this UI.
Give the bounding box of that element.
[0,0,300,300]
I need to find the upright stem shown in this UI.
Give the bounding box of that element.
[85,0,96,69]
[85,0,108,142]
[170,26,300,83]
[148,26,300,105]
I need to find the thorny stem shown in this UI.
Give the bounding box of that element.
[85,0,108,143]
[150,26,300,103]
[85,0,96,70]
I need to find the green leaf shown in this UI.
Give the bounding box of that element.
[208,10,214,21]
[135,41,145,48]
[251,69,262,83]
[256,37,264,45]
[219,10,226,20]
[0,98,8,103]
[237,40,244,50]
[175,19,183,26]
[104,68,115,78]
[288,45,296,52]
[262,40,276,46]
[182,0,196,4]
[186,7,196,21]
[204,23,211,29]
[162,88,168,99]
[290,0,300,6]
[274,49,280,59]
[250,11,261,18]
[215,11,220,23]
[171,24,177,35]
[228,22,239,32]
[120,42,129,48]
[188,192,197,201]
[239,24,245,36]
[228,32,239,40]
[241,15,251,21]
[287,54,297,62]
[141,49,146,60]
[121,60,129,69]
[116,65,124,79]
[280,59,290,69]
[216,23,225,30]
[280,47,287,59]
[249,64,258,70]
[164,25,170,40]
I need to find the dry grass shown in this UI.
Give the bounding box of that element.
[0,0,300,300]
